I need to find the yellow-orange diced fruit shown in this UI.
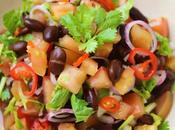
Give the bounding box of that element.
[80,58,98,76]
[58,123,77,130]
[58,65,86,94]
[88,67,112,89]
[123,93,145,118]
[95,44,113,58]
[131,25,152,50]
[155,91,173,118]
[59,35,82,54]
[166,56,175,72]
[134,125,158,130]
[115,68,135,95]
[110,102,132,120]
[63,49,81,65]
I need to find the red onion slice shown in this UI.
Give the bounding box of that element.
[125,20,157,52]
[50,73,57,85]
[154,70,167,86]
[98,115,116,124]
[0,110,5,130]
[47,109,75,123]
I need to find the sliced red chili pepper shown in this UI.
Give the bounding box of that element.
[97,0,116,11]
[10,62,38,96]
[73,53,89,67]
[128,48,158,80]
[99,96,120,113]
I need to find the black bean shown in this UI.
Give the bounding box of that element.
[83,86,98,109]
[9,41,27,55]
[108,59,123,83]
[43,26,59,42]
[130,7,149,23]
[157,55,166,69]
[17,27,31,36]
[58,25,68,38]
[108,40,130,61]
[137,114,154,125]
[24,18,45,32]
[49,47,66,76]
[117,24,125,40]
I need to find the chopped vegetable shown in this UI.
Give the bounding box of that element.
[159,120,170,130]
[4,97,16,115]
[0,77,7,98]
[123,93,145,118]
[133,78,157,100]
[98,0,116,11]
[14,111,23,130]
[156,33,173,56]
[115,67,135,95]
[118,115,134,130]
[31,120,50,130]
[73,53,89,67]
[151,113,162,126]
[10,62,38,97]
[58,65,86,94]
[128,48,158,80]
[46,84,70,110]
[60,2,133,53]
[99,96,120,113]
[71,94,94,122]
[88,67,112,89]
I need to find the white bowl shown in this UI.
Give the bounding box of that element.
[0,0,174,129]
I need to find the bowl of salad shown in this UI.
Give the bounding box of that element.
[0,0,174,130]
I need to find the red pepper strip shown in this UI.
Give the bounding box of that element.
[73,53,89,67]
[10,62,38,96]
[128,48,158,80]
[99,96,120,113]
[32,120,49,130]
[97,0,115,11]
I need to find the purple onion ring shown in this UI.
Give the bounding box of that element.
[125,20,157,52]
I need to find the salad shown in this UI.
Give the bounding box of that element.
[0,0,174,130]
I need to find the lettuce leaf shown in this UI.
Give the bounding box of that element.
[14,111,23,130]
[159,120,170,130]
[156,33,173,56]
[133,78,156,100]
[71,94,94,122]
[46,84,70,110]
[4,97,16,115]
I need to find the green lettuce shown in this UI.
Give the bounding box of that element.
[159,120,170,130]
[46,84,70,110]
[156,33,173,56]
[71,94,94,122]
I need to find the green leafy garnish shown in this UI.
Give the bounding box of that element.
[3,0,33,33]
[4,97,16,115]
[14,111,23,130]
[118,115,134,130]
[71,94,94,122]
[61,0,134,53]
[133,78,157,100]
[0,77,10,101]
[46,84,70,110]
[97,88,109,101]
[1,89,11,101]
[159,120,170,130]
[156,33,173,56]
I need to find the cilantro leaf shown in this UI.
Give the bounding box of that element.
[46,84,70,110]
[96,28,116,45]
[159,120,170,130]
[94,7,106,26]
[79,38,98,53]
[117,0,134,21]
[3,9,23,33]
[3,0,33,33]
[156,33,173,56]
[133,78,157,100]
[71,94,94,122]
